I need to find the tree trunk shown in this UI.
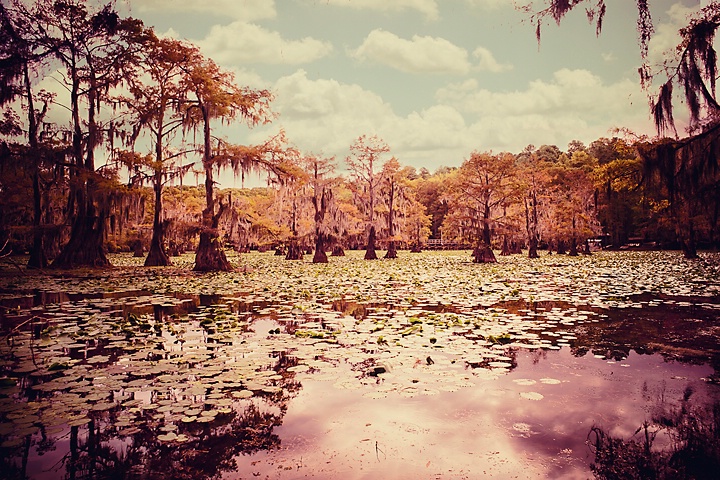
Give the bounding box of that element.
[194,233,232,271]
[194,228,231,271]
[472,242,497,263]
[52,206,109,269]
[364,226,378,260]
[384,180,397,259]
[569,215,579,256]
[193,102,232,272]
[482,201,492,246]
[145,239,170,265]
[132,240,144,257]
[26,62,46,269]
[568,237,579,256]
[285,237,303,260]
[681,221,699,259]
[528,239,539,259]
[313,233,328,263]
[194,188,231,272]
[525,191,539,259]
[500,236,511,256]
[384,241,397,259]
[27,170,47,268]
[168,241,181,256]
[52,166,109,269]
[145,180,171,266]
[145,217,171,266]
[410,243,422,253]
[331,244,345,256]
[51,69,108,269]
[556,240,567,255]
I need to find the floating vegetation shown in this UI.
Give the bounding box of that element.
[519,391,544,401]
[0,250,719,478]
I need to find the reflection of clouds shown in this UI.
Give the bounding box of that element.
[233,347,718,478]
[254,380,546,479]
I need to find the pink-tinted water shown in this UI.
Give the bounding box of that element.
[228,348,716,479]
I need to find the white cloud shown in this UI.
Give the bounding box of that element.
[255,67,657,173]
[197,22,333,66]
[462,0,511,10]
[133,0,276,22]
[157,27,180,40]
[647,3,701,66]
[397,105,468,152]
[473,46,512,72]
[226,67,269,91]
[351,29,471,74]
[256,71,485,170]
[436,68,654,151]
[263,69,397,155]
[438,69,643,118]
[321,0,439,20]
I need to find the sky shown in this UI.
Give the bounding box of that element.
[112,0,703,183]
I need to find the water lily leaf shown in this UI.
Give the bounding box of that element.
[231,390,253,399]
[157,432,177,442]
[67,416,91,427]
[513,379,537,386]
[520,392,544,401]
[540,378,561,385]
[91,402,116,411]
[1,437,26,448]
[116,423,140,435]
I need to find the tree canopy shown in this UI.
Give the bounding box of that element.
[1,0,718,269]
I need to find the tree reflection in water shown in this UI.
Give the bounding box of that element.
[1,348,301,480]
[589,387,720,480]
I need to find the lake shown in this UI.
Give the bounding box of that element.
[1,250,718,479]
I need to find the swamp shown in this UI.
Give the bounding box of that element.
[4,1,720,478]
[1,249,719,479]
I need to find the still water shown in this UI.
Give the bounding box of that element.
[1,251,718,479]
[231,348,718,479]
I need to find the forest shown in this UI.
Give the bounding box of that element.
[1,0,719,273]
